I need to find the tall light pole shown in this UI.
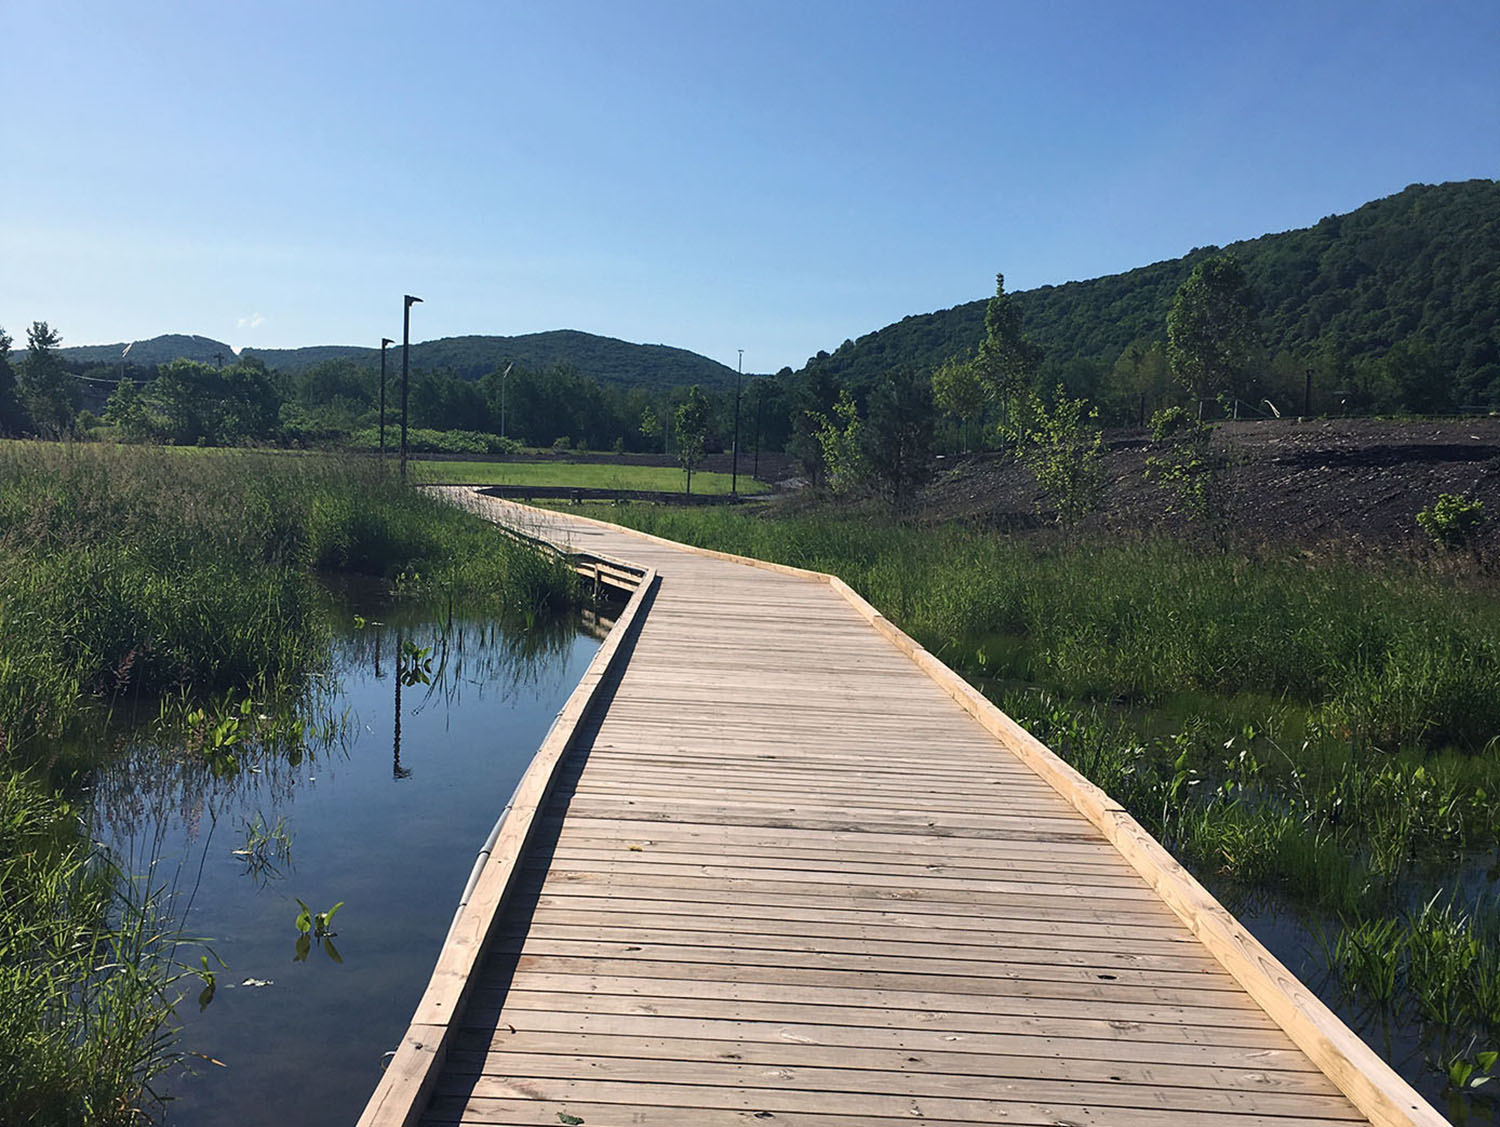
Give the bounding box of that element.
[500,362,514,440]
[379,337,393,461]
[400,295,422,483]
[731,349,743,496]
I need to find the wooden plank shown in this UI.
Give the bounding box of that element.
[421,1097,1336,1127]
[475,986,1305,1049]
[487,935,1239,991]
[444,1008,1326,1072]
[468,968,1275,1027]
[508,901,1211,952]
[493,920,1226,971]
[436,1048,1361,1117]
[427,1074,1365,1125]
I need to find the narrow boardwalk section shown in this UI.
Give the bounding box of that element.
[369,496,1440,1127]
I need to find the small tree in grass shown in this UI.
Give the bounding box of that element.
[1144,406,1229,528]
[812,388,866,495]
[1008,385,1107,529]
[931,355,985,452]
[673,385,710,494]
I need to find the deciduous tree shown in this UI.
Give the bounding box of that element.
[19,321,78,437]
[930,355,985,451]
[812,388,866,495]
[1167,255,1261,415]
[974,273,1042,408]
[674,384,710,494]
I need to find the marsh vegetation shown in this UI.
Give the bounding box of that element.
[0,442,576,1124]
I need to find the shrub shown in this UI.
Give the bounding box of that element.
[1417,492,1485,550]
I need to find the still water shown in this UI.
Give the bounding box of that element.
[87,593,602,1125]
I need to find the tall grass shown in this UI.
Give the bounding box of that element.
[0,443,574,750]
[0,441,576,1123]
[0,773,190,1125]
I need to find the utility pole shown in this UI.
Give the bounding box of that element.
[500,362,514,440]
[731,349,743,496]
[400,295,422,483]
[1304,367,1313,417]
[379,338,393,461]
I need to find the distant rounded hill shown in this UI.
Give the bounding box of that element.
[60,329,740,392]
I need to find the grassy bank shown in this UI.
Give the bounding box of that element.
[0,441,575,1124]
[573,501,1500,1098]
[409,457,770,495]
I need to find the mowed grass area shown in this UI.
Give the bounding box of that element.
[409,457,771,495]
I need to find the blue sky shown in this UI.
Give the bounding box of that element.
[2,0,1495,373]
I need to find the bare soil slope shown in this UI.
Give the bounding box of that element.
[924,418,1500,554]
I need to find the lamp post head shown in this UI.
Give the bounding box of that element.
[404,295,423,307]
[381,337,394,349]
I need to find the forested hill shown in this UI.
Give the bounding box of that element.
[248,331,738,389]
[60,329,738,391]
[798,179,1500,408]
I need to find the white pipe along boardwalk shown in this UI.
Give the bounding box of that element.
[359,492,1449,1127]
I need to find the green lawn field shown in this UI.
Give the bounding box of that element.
[408,458,770,495]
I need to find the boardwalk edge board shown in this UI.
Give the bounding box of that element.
[466,495,1446,1127]
[356,553,658,1127]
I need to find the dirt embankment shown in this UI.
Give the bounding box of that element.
[922,418,1500,555]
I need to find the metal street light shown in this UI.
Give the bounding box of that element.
[400,295,422,483]
[379,338,394,461]
[731,349,743,496]
[500,362,514,440]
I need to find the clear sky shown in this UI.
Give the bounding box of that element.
[2,0,1496,373]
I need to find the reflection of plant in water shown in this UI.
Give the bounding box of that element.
[189,951,227,1012]
[397,639,434,686]
[292,899,344,964]
[233,813,294,883]
[88,685,349,846]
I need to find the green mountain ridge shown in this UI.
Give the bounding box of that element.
[60,329,739,392]
[798,179,1500,410]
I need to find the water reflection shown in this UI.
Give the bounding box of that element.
[84,595,601,1127]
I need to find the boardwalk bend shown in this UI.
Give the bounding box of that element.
[360,492,1447,1127]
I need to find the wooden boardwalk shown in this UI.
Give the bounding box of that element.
[360,495,1445,1127]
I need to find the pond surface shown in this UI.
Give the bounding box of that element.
[87,593,602,1125]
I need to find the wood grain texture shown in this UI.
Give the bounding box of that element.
[367,492,1446,1127]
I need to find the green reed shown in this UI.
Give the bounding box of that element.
[0,441,576,1123]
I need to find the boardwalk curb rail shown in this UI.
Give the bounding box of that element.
[457,495,1447,1127]
[357,555,658,1127]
